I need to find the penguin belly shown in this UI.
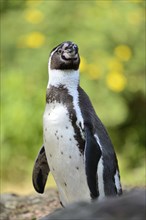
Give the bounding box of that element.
[43,102,90,206]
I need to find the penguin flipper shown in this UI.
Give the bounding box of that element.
[32,145,50,193]
[84,127,102,199]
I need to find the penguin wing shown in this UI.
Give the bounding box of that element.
[32,145,50,193]
[84,126,102,199]
[79,86,122,197]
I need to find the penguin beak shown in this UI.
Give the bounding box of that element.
[66,44,78,54]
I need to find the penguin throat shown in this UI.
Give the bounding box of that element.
[48,69,80,90]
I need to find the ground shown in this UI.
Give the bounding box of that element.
[0,188,61,220]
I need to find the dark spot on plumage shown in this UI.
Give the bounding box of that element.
[79,121,84,132]
[64,182,67,186]
[50,154,52,157]
[79,122,82,127]
[66,126,68,129]
[69,112,76,122]
[61,135,63,138]
[56,130,58,133]
[69,155,72,159]
[57,137,59,140]
[45,128,47,131]
[69,138,72,141]
[76,167,79,170]
[61,151,63,155]
[52,167,55,171]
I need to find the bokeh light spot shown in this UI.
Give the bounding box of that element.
[114,45,132,61]
[17,32,46,48]
[24,9,44,24]
[106,71,127,92]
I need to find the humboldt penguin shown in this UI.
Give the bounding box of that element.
[32,41,122,207]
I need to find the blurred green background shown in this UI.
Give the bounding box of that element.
[1,0,145,194]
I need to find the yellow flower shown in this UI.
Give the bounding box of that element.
[17,32,45,48]
[24,9,44,24]
[80,57,101,80]
[108,58,124,72]
[106,71,127,92]
[26,32,45,48]
[114,45,132,61]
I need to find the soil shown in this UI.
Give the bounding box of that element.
[0,188,61,220]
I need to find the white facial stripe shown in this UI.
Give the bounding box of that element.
[48,47,59,71]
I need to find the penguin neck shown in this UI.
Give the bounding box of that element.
[48,69,80,92]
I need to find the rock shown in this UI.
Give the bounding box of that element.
[40,189,146,220]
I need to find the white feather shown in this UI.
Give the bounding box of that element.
[94,134,105,199]
[43,102,90,205]
[114,169,122,193]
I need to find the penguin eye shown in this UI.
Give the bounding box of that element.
[57,49,62,54]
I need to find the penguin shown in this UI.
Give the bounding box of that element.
[32,41,122,207]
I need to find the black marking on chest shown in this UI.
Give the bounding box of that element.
[46,85,85,153]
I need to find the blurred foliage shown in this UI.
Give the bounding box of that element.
[1,0,145,193]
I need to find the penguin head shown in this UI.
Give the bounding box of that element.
[49,41,80,70]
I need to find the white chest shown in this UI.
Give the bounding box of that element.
[43,102,90,205]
